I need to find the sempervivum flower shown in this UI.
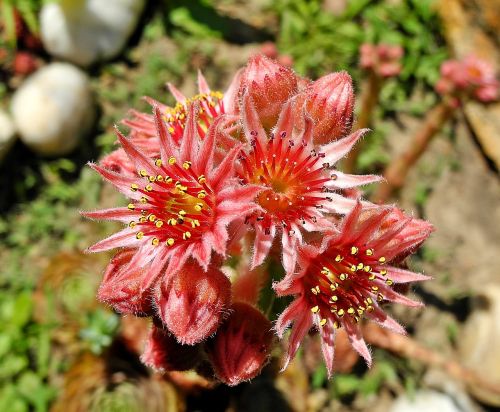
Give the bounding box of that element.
[83,107,260,290]
[101,70,242,175]
[435,55,499,103]
[274,202,433,376]
[360,43,404,78]
[238,94,381,273]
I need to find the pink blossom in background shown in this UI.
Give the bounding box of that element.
[359,43,404,78]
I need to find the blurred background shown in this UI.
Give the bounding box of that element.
[0,0,499,411]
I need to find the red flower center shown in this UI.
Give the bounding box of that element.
[238,132,332,229]
[127,157,214,246]
[303,244,393,328]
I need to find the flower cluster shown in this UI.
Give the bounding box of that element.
[84,55,433,385]
[435,55,499,103]
[359,43,404,78]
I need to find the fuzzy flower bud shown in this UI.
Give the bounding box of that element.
[141,321,202,372]
[303,71,355,145]
[155,261,231,345]
[98,250,154,316]
[205,301,274,386]
[241,54,298,129]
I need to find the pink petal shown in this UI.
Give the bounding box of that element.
[343,319,372,367]
[321,129,369,165]
[139,246,171,291]
[219,184,261,203]
[319,320,336,378]
[197,116,224,175]
[209,143,243,191]
[86,227,137,253]
[217,200,259,220]
[222,68,243,114]
[273,99,295,139]
[180,103,199,162]
[115,128,156,176]
[282,307,313,371]
[153,107,177,162]
[375,282,424,307]
[81,207,137,222]
[251,224,276,269]
[197,70,211,95]
[366,306,407,335]
[242,93,267,146]
[89,163,141,200]
[325,171,383,189]
[167,82,187,104]
[386,266,432,283]
[282,230,299,276]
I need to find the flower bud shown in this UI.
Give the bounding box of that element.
[303,71,354,145]
[141,321,202,372]
[155,261,231,345]
[241,54,298,129]
[205,301,274,386]
[98,250,154,316]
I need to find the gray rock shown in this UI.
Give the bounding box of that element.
[390,390,470,412]
[11,63,94,156]
[0,109,17,161]
[40,0,146,66]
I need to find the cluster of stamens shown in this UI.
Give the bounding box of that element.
[126,157,213,247]
[238,131,336,232]
[305,245,393,328]
[164,91,224,138]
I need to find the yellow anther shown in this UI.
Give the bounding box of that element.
[182,231,192,240]
[378,256,386,264]
[140,197,148,204]
[366,248,374,256]
[364,265,371,272]
[155,159,162,167]
[139,169,148,177]
[128,221,136,228]
[145,184,153,192]
[369,274,376,280]
[351,246,358,255]
[366,297,373,305]
[155,220,164,228]
[194,203,204,211]
[330,295,338,303]
[357,309,364,315]
[380,269,387,276]
[182,161,192,170]
[311,305,319,313]
[136,232,144,240]
[347,307,355,314]
[191,219,200,228]
[168,156,176,165]
[166,238,175,246]
[139,216,147,223]
[319,318,327,327]
[339,273,348,281]
[321,267,331,275]
[165,176,173,183]
[178,210,187,216]
[148,214,156,222]
[377,293,384,302]
[128,203,135,210]
[156,175,164,182]
[371,285,379,291]
[350,264,357,272]
[168,127,175,133]
[198,175,206,184]
[311,285,320,295]
[366,305,374,312]
[330,284,337,291]
[148,175,156,182]
[130,183,139,191]
[151,237,159,246]
[333,321,340,329]
[337,309,345,317]
[357,263,364,270]
[197,190,206,199]
[167,218,177,226]
[386,279,393,286]
[335,255,343,262]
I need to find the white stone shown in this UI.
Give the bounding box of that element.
[11,63,94,156]
[0,109,17,161]
[390,390,466,412]
[40,0,146,66]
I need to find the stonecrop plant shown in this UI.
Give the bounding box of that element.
[83,55,433,386]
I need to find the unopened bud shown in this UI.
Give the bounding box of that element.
[241,54,298,129]
[205,301,274,386]
[141,321,202,372]
[155,261,231,345]
[98,250,154,316]
[303,71,354,145]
